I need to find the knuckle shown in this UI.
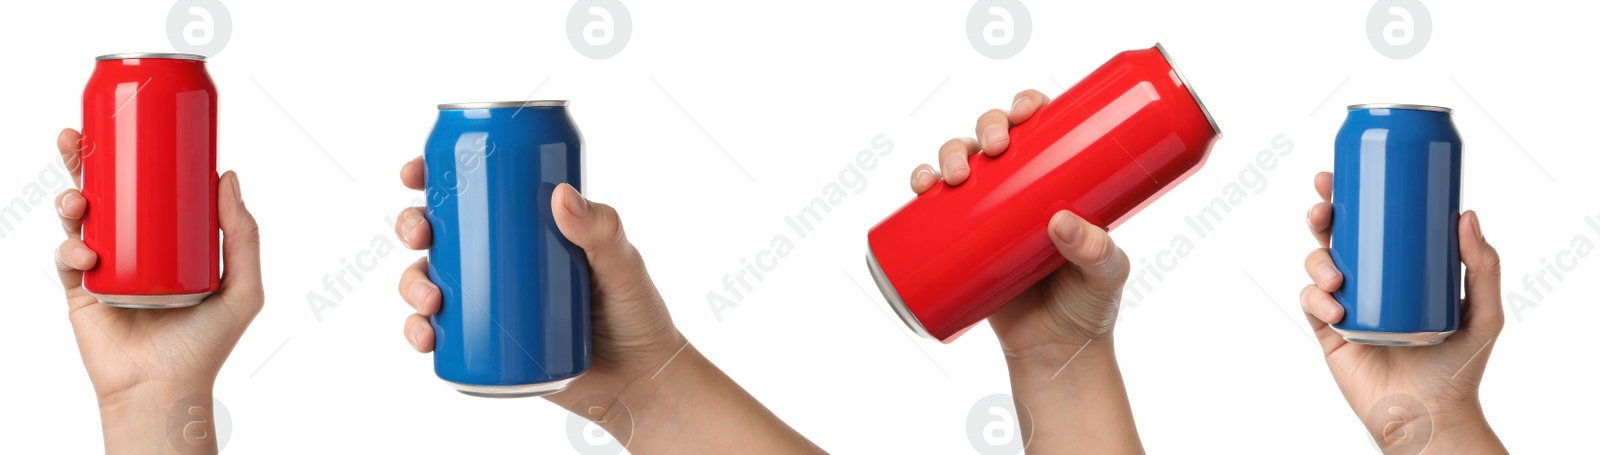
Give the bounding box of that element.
[1476,248,1503,276]
[939,138,968,155]
[980,108,1008,123]
[594,203,629,248]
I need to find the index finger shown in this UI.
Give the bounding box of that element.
[57,128,84,186]
[401,156,425,191]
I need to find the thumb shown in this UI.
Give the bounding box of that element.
[1047,210,1130,296]
[1458,210,1504,337]
[551,183,659,305]
[216,171,264,314]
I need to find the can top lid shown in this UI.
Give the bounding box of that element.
[1154,42,1221,137]
[438,101,569,110]
[1348,103,1452,113]
[96,53,207,61]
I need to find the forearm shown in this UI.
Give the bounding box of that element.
[1004,337,1142,454]
[98,382,219,455]
[605,344,822,454]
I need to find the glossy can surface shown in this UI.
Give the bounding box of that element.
[425,102,592,397]
[80,53,219,308]
[1330,104,1462,346]
[867,44,1221,342]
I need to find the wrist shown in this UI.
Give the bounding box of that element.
[1422,405,1504,454]
[98,381,219,455]
[1003,334,1118,378]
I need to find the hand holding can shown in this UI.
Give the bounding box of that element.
[53,125,264,452]
[1300,171,1508,453]
[868,43,1221,343]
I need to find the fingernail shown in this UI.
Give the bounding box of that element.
[58,193,78,216]
[1319,298,1342,321]
[1012,97,1027,112]
[943,154,966,180]
[984,125,1008,151]
[231,172,243,203]
[409,282,433,307]
[409,325,424,349]
[912,168,933,186]
[1318,264,1340,288]
[1470,211,1484,241]
[1054,212,1083,245]
[563,185,589,218]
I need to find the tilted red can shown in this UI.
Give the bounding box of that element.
[866,44,1220,342]
[81,53,219,308]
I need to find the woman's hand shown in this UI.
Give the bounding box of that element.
[393,157,822,453]
[1299,172,1508,454]
[911,91,1142,454]
[53,128,264,455]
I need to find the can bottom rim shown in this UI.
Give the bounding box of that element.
[443,373,584,398]
[93,292,211,309]
[865,249,937,341]
[1334,328,1455,346]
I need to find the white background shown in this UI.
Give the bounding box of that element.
[1,1,1596,453]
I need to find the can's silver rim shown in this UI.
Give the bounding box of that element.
[1153,42,1221,137]
[438,100,569,110]
[1348,103,1452,113]
[865,249,936,341]
[1333,327,1455,346]
[96,53,207,61]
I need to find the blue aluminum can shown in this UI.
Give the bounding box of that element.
[424,100,591,397]
[1330,103,1462,346]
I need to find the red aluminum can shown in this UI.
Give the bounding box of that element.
[81,53,219,308]
[866,43,1220,342]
